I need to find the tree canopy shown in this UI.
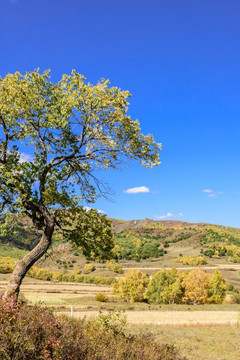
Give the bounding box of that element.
[0,69,161,299]
[0,70,160,215]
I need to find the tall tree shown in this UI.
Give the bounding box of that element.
[0,70,161,299]
[145,268,184,304]
[182,269,209,305]
[207,269,227,304]
[112,269,149,302]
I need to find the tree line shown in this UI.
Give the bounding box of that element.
[112,268,227,304]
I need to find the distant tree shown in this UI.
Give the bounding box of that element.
[182,269,209,305]
[145,268,184,304]
[207,269,227,304]
[112,269,149,302]
[0,70,161,300]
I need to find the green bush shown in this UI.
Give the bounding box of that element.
[231,293,240,304]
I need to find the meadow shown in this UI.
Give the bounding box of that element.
[1,272,240,360]
[2,219,240,359]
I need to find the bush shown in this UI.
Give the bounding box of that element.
[174,256,207,266]
[0,298,185,360]
[82,263,96,274]
[95,293,109,302]
[231,293,240,304]
[106,260,123,274]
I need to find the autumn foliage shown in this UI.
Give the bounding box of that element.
[113,268,227,305]
[0,297,185,360]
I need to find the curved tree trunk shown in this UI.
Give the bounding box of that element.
[3,223,55,300]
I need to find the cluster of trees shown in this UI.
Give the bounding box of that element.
[0,256,115,285]
[174,256,207,266]
[113,230,195,261]
[200,228,240,247]
[112,268,227,304]
[113,233,166,261]
[201,243,240,263]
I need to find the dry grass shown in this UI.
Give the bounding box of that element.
[1,274,240,359]
[129,324,240,360]
[55,310,239,326]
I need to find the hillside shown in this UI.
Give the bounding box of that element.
[2,217,240,270]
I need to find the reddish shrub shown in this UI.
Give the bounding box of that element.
[0,297,185,360]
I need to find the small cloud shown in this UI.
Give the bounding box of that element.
[84,206,91,212]
[97,209,105,214]
[83,206,105,214]
[203,189,223,198]
[154,212,174,220]
[179,213,184,217]
[19,152,33,163]
[124,186,150,194]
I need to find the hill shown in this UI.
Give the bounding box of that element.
[2,216,240,269]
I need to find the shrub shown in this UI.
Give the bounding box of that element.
[0,298,185,360]
[106,260,123,274]
[174,256,207,266]
[231,293,240,304]
[95,293,109,302]
[227,283,239,293]
[82,263,96,274]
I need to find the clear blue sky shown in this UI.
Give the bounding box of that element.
[1,0,240,227]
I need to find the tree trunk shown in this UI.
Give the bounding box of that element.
[3,223,55,301]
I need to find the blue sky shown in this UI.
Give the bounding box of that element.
[1,0,240,227]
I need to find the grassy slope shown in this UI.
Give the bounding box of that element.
[1,217,240,287]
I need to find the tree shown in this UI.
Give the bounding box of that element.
[112,269,149,302]
[0,70,161,300]
[207,269,227,304]
[182,269,209,305]
[145,268,184,304]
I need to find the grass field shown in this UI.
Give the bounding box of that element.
[1,273,240,360]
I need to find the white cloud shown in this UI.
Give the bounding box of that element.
[203,189,223,198]
[154,212,184,220]
[19,152,33,163]
[124,186,150,194]
[83,206,105,214]
[97,209,105,214]
[154,212,174,220]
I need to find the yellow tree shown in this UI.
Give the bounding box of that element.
[208,269,227,304]
[183,269,210,305]
[112,269,149,302]
[145,268,184,304]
